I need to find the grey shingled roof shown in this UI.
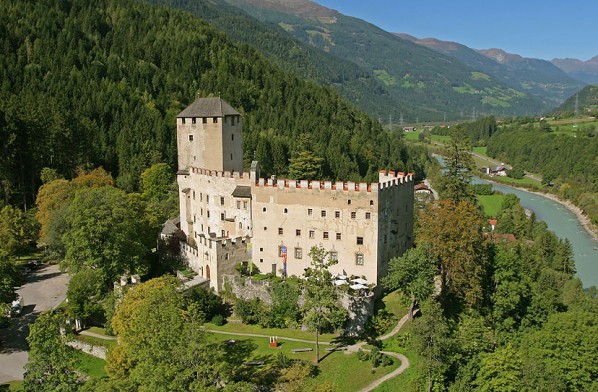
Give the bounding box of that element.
[177,97,240,118]
[232,185,251,199]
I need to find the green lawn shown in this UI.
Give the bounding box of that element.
[209,333,399,391]
[477,194,505,217]
[71,349,107,379]
[0,381,23,391]
[482,174,542,189]
[473,146,487,155]
[205,321,339,343]
[403,131,422,141]
[86,326,112,337]
[431,134,451,143]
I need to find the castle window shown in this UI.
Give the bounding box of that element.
[355,253,364,265]
[348,200,352,205]
[263,207,267,212]
[323,232,329,240]
[335,211,340,218]
[296,229,301,236]
[309,230,315,239]
[321,210,327,218]
[231,117,235,126]
[206,195,209,203]
[207,211,210,218]
[202,118,207,124]
[200,208,203,216]
[260,259,263,263]
[370,200,374,206]
[192,118,196,124]
[284,208,288,214]
[239,222,242,229]
[230,153,233,160]
[366,212,371,219]
[295,247,302,259]
[193,191,195,200]
[336,233,341,240]
[351,211,356,219]
[243,201,248,209]
[231,133,234,141]
[213,117,218,123]
[200,193,203,201]
[357,236,363,245]
[220,213,225,221]
[237,201,241,209]
[264,226,267,231]
[278,228,283,235]
[220,197,225,205]
[308,208,313,216]
[329,251,338,262]
[193,214,196,223]
[260,247,264,252]
[188,134,194,142]
[221,230,225,237]
[182,118,186,124]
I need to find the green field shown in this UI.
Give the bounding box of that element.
[71,349,107,379]
[205,320,338,343]
[473,146,487,155]
[403,130,422,141]
[209,332,398,391]
[477,194,505,217]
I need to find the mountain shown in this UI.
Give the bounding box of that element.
[551,85,598,116]
[0,0,423,206]
[397,34,585,107]
[552,56,598,84]
[217,0,548,121]
[144,0,406,128]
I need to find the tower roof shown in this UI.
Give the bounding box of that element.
[177,97,240,118]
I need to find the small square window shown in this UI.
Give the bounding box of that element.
[348,200,352,205]
[355,253,364,265]
[365,212,371,219]
[284,208,288,213]
[243,202,248,209]
[309,230,315,239]
[213,117,218,123]
[357,236,364,245]
[336,233,341,240]
[260,247,264,252]
[296,229,301,236]
[335,211,340,218]
[370,200,374,206]
[295,247,302,259]
[202,118,207,124]
[237,201,241,209]
[278,228,283,235]
[264,226,267,231]
[308,208,313,216]
[351,211,356,219]
[192,118,197,124]
[263,207,267,212]
[321,210,327,218]
[329,251,338,262]
[323,232,329,240]
[182,118,186,124]
[220,213,225,221]
[220,197,225,205]
[188,134,194,141]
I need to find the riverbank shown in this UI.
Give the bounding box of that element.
[482,178,598,243]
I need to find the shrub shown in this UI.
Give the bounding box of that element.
[357,348,369,362]
[235,297,268,325]
[210,314,225,326]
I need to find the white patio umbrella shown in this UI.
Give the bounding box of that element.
[350,283,368,290]
[351,278,368,285]
[334,280,348,286]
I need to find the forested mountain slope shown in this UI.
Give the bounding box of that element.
[223,0,548,121]
[398,34,585,108]
[552,56,598,84]
[0,0,423,208]
[551,85,598,116]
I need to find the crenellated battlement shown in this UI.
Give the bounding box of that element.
[187,166,252,180]
[254,172,413,194]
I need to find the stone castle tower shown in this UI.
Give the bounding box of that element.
[175,97,414,293]
[176,97,244,173]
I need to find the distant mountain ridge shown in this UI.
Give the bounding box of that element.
[219,0,548,121]
[552,56,598,84]
[397,34,586,107]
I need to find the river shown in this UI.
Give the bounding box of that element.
[433,155,598,288]
[475,179,598,288]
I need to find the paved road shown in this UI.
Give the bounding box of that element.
[0,264,69,383]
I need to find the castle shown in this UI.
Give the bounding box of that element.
[176,97,414,293]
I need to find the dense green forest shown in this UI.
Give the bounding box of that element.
[551,84,598,117]
[0,0,425,209]
[487,124,598,225]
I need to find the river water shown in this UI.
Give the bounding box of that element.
[475,179,598,288]
[433,155,598,287]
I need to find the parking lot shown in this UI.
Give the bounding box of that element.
[0,263,69,383]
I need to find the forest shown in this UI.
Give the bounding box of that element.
[0,0,426,210]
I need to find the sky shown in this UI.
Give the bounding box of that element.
[314,0,598,61]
